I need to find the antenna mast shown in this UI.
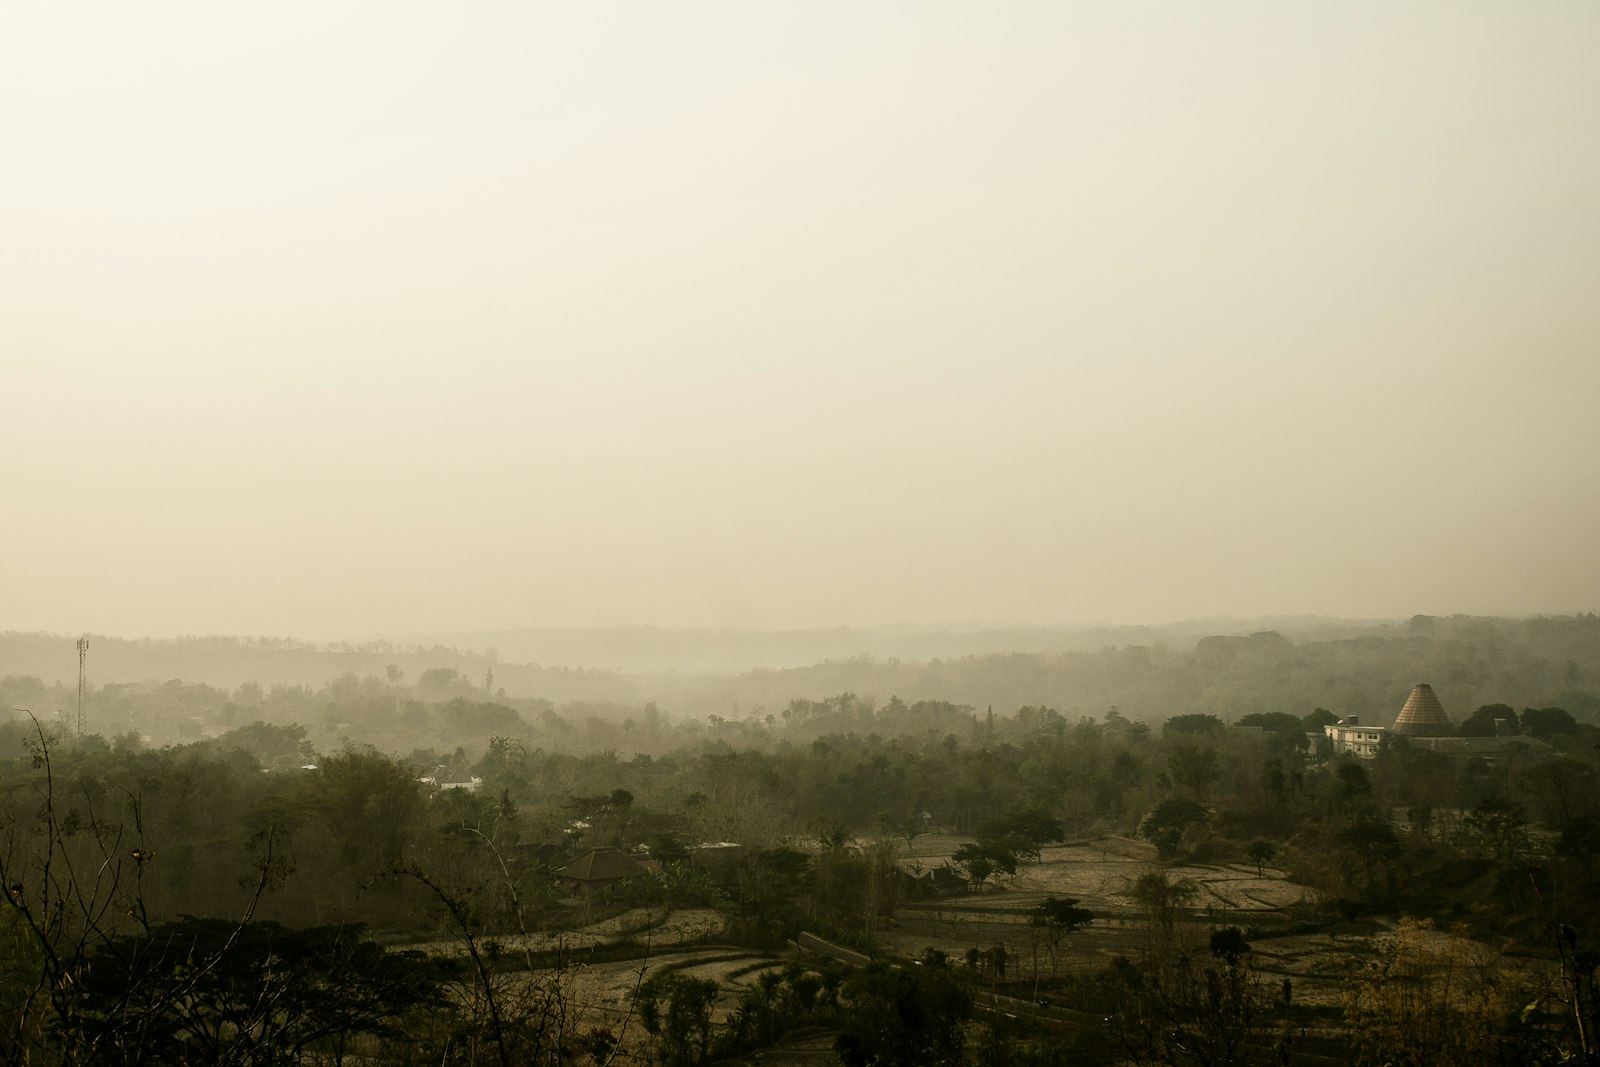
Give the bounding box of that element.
[76,636,90,737]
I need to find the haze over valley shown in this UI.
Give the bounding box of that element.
[4,613,1596,757]
[4,2,1599,1064]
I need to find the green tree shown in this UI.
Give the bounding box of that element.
[1303,708,1339,730]
[1334,760,1373,805]
[1168,742,1220,796]
[208,720,313,768]
[1031,896,1094,983]
[1460,704,1518,737]
[1139,798,1208,860]
[733,847,811,941]
[638,974,719,1067]
[836,960,971,1067]
[1336,820,1404,905]
[953,841,1018,892]
[1164,714,1225,738]
[1245,839,1277,876]
[76,919,444,1064]
[1130,870,1196,935]
[1106,913,1268,1067]
[1462,798,1529,861]
[978,806,1065,866]
[1234,712,1303,733]
[1523,706,1579,741]
[417,667,463,690]
[304,745,426,872]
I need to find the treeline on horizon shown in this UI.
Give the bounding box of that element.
[1,614,1596,751]
[3,615,1399,682]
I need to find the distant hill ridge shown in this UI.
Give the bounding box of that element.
[3,614,1595,728]
[5,617,1388,684]
[393,616,1397,672]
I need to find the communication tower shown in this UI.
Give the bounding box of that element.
[76,637,89,737]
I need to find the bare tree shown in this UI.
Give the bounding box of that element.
[0,714,281,1063]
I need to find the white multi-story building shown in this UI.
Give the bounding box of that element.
[1325,717,1386,758]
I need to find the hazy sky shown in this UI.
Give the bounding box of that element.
[4,2,1598,640]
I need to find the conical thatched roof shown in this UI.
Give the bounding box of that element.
[1393,683,1454,737]
[557,846,646,883]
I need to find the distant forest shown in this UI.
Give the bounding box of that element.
[1,615,1596,751]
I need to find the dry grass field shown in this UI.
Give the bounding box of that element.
[413,837,1533,1061]
[524,833,1338,1057]
[885,835,1332,998]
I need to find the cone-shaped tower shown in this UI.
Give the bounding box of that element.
[1392,683,1453,736]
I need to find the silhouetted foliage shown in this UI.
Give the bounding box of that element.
[77,919,444,1064]
[836,959,971,1067]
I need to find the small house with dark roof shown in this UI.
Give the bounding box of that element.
[921,864,969,898]
[418,766,483,794]
[555,846,648,896]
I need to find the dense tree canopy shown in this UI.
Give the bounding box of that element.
[1,614,1598,1065]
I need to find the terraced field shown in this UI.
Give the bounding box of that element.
[885,836,1322,990]
[397,836,1451,1061]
